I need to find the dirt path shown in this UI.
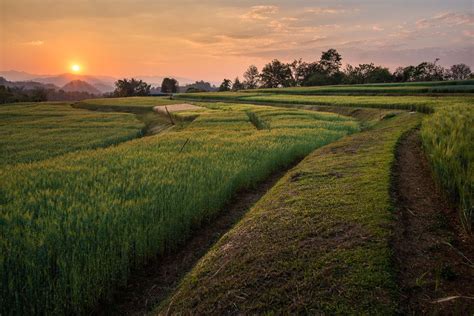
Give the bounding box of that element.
[392,129,474,314]
[94,165,298,316]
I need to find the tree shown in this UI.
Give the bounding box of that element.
[449,64,471,80]
[412,59,446,81]
[260,59,294,88]
[160,78,179,93]
[319,48,342,76]
[232,77,245,91]
[393,66,416,82]
[243,65,260,89]
[113,78,151,97]
[343,63,393,84]
[218,79,232,91]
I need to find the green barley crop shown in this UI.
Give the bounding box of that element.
[0,102,143,166]
[0,102,359,314]
[421,105,474,233]
[176,93,474,113]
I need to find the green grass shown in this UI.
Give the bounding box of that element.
[176,93,474,113]
[0,102,143,166]
[247,80,474,95]
[158,111,422,314]
[421,105,474,232]
[0,101,359,315]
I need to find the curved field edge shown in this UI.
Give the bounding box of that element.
[157,112,422,315]
[0,103,358,315]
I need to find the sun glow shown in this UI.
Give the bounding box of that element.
[71,64,81,73]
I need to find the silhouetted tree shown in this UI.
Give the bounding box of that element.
[449,64,472,80]
[218,79,232,91]
[343,63,393,84]
[232,77,245,91]
[260,59,294,88]
[319,49,342,76]
[243,65,260,89]
[161,77,179,93]
[114,78,151,97]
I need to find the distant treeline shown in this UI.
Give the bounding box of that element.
[107,78,217,97]
[0,85,97,104]
[217,48,473,91]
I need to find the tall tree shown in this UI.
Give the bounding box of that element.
[218,79,232,91]
[160,78,179,93]
[319,48,342,76]
[243,65,260,89]
[260,59,294,88]
[449,63,472,80]
[232,77,245,91]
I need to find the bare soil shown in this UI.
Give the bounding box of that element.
[392,129,474,314]
[94,166,296,315]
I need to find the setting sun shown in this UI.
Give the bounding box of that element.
[71,64,81,73]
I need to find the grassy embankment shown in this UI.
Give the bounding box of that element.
[0,100,358,315]
[158,111,422,314]
[0,102,143,166]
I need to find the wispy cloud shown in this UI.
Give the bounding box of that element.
[372,25,384,31]
[416,12,474,29]
[304,7,355,14]
[240,5,278,20]
[23,40,44,46]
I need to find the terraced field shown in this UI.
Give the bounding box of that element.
[0,100,358,314]
[1,86,473,315]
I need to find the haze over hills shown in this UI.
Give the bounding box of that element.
[0,70,205,93]
[61,80,101,95]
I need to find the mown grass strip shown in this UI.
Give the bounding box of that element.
[157,112,422,315]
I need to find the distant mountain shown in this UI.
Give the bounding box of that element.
[0,70,47,82]
[0,76,58,90]
[61,80,101,95]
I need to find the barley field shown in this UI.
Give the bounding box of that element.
[0,102,358,314]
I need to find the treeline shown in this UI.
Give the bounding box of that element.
[218,49,473,91]
[0,85,98,104]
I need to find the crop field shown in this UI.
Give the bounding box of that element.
[159,111,423,314]
[0,101,359,314]
[177,92,474,113]
[177,91,474,241]
[0,102,143,166]
[421,105,474,232]
[246,80,474,95]
[2,86,473,315]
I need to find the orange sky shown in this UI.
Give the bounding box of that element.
[1,0,473,83]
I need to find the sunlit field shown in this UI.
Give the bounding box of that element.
[0,102,142,166]
[247,80,474,95]
[0,101,358,314]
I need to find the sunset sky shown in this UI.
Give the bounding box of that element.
[1,0,473,83]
